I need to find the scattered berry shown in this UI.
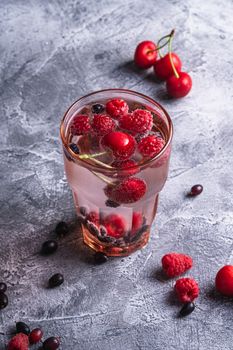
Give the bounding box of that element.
[16,322,30,335]
[91,104,105,114]
[86,211,99,226]
[7,333,29,350]
[138,135,165,158]
[29,328,43,344]
[101,131,136,160]
[41,240,58,255]
[0,282,7,293]
[161,253,193,278]
[103,214,126,238]
[69,143,80,154]
[134,41,158,69]
[0,293,8,309]
[154,53,182,80]
[91,114,116,136]
[119,109,153,134]
[132,212,143,234]
[105,177,147,204]
[55,221,69,237]
[215,265,233,296]
[166,72,192,98]
[43,337,60,350]
[48,273,64,288]
[106,99,129,119]
[179,302,195,317]
[175,278,199,303]
[105,199,120,208]
[94,252,108,264]
[70,114,91,135]
[111,159,139,178]
[189,184,203,196]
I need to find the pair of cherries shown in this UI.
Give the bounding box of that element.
[134,30,192,98]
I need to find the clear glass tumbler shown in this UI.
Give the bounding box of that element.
[60,89,173,256]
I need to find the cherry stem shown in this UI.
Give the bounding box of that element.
[168,30,179,78]
[157,29,175,58]
[92,171,113,185]
[79,152,113,169]
[147,38,171,54]
[79,151,106,160]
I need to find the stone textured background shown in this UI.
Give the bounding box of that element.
[1,0,233,349]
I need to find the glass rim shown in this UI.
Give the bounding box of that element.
[60,88,173,173]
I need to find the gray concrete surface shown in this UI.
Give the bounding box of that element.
[1,0,233,349]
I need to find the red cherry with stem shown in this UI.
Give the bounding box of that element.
[165,30,192,98]
[134,41,158,69]
[154,52,182,80]
[166,72,192,98]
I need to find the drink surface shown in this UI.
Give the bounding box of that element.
[62,94,172,256]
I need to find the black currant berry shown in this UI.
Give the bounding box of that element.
[48,273,64,288]
[91,104,104,114]
[41,240,58,255]
[16,321,30,335]
[55,222,69,237]
[0,293,8,309]
[94,252,108,264]
[179,302,195,317]
[0,282,7,293]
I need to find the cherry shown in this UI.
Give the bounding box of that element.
[29,328,43,344]
[154,52,182,80]
[215,265,233,296]
[134,41,158,69]
[166,72,192,98]
[101,131,136,160]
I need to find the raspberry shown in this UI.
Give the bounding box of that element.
[132,212,143,234]
[103,214,126,238]
[215,265,233,296]
[91,114,116,136]
[86,211,99,226]
[101,131,136,160]
[106,99,129,119]
[111,159,139,178]
[70,114,91,135]
[104,177,147,204]
[175,278,199,303]
[8,333,29,350]
[119,109,153,134]
[138,135,165,158]
[161,253,193,278]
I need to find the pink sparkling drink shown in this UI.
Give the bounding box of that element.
[60,89,173,256]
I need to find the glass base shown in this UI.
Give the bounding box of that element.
[82,224,150,257]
